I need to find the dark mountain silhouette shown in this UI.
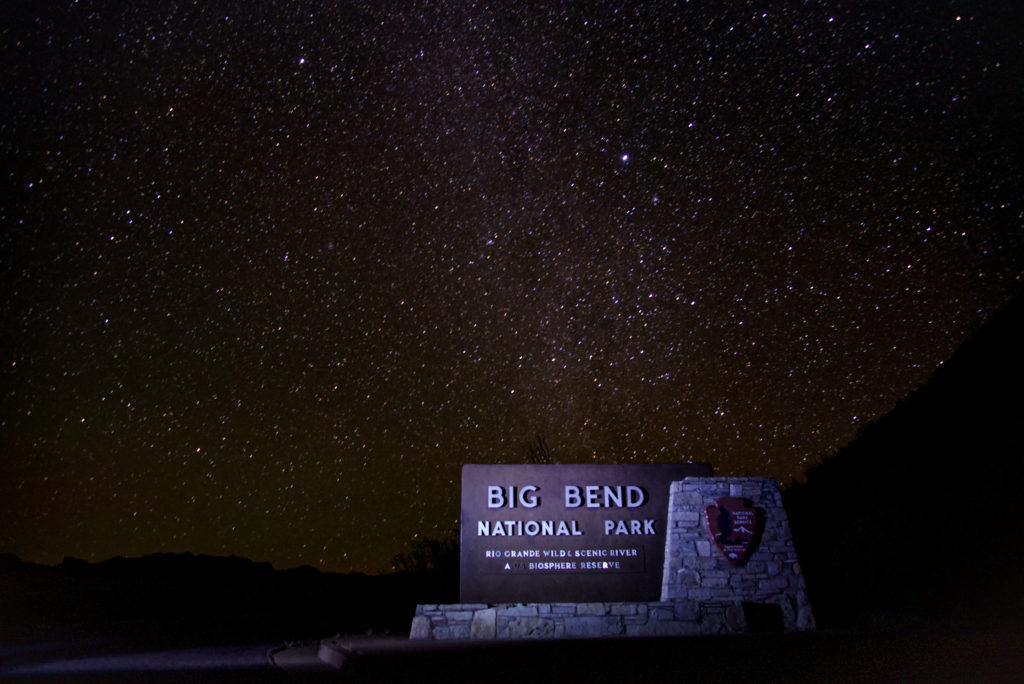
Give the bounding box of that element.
[0,550,456,646]
[785,289,1024,631]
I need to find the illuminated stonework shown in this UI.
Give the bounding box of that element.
[415,474,814,638]
[660,477,815,632]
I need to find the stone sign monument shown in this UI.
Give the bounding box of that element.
[414,466,814,639]
[461,463,713,603]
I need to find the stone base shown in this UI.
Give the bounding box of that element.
[411,600,801,640]
[660,478,815,632]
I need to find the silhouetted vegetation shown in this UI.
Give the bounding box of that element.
[525,433,554,464]
[390,534,460,603]
[0,552,435,645]
[785,290,1024,631]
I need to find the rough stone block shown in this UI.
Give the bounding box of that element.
[471,608,496,639]
[666,620,703,636]
[649,606,675,621]
[610,603,638,616]
[798,605,817,630]
[701,611,725,633]
[780,601,797,630]
[758,577,790,593]
[696,557,719,570]
[725,604,746,632]
[729,574,755,589]
[507,617,555,639]
[676,511,700,525]
[623,622,656,637]
[562,616,624,638]
[627,620,701,637]
[703,603,724,615]
[678,567,700,586]
[695,540,711,557]
[681,492,706,506]
[577,602,608,616]
[505,604,539,617]
[409,615,431,640]
[673,600,699,621]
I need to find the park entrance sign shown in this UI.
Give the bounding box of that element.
[419,473,815,638]
[460,462,713,603]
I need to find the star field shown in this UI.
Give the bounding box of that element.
[2,1,1022,573]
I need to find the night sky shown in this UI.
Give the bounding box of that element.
[2,1,1021,574]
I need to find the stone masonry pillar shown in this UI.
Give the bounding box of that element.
[661,477,814,632]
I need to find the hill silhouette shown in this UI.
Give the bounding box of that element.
[785,289,1024,631]
[0,550,456,647]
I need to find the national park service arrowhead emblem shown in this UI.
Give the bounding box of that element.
[704,497,763,566]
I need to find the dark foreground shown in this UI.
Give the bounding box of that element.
[317,632,1024,684]
[2,630,1022,683]
[0,638,284,683]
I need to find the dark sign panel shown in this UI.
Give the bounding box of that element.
[460,462,713,603]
